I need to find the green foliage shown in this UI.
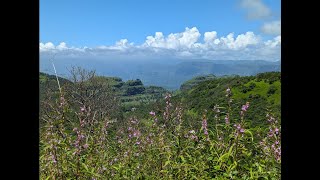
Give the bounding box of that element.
[40,70,281,179]
[176,72,281,128]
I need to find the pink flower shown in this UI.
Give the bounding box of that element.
[240,128,245,133]
[80,107,85,112]
[225,115,230,124]
[149,111,156,116]
[241,102,250,112]
[83,144,89,149]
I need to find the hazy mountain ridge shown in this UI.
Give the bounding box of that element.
[40,58,280,90]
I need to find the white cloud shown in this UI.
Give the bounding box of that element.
[240,0,272,19]
[261,20,281,35]
[204,31,218,44]
[56,42,68,50]
[218,32,260,50]
[40,42,55,51]
[40,27,280,61]
[143,27,201,49]
[264,35,281,48]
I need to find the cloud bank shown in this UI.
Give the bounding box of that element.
[40,27,281,61]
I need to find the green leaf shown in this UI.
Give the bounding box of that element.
[164,160,171,167]
[218,153,229,163]
[180,155,186,163]
[245,129,254,142]
[82,163,89,172]
[214,165,221,170]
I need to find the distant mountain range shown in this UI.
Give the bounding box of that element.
[40,58,280,90]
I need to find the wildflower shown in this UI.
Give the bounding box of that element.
[149,111,156,116]
[165,94,171,99]
[190,135,198,141]
[259,141,263,145]
[135,141,141,145]
[275,128,279,134]
[80,107,85,112]
[202,119,207,129]
[202,118,208,136]
[225,115,230,124]
[189,130,195,134]
[226,87,232,97]
[241,102,250,112]
[83,144,89,149]
[240,128,245,133]
[133,130,141,137]
[267,116,275,123]
[204,130,208,135]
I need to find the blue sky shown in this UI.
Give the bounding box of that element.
[40,0,281,61]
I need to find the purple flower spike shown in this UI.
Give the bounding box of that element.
[149,111,156,116]
[204,130,208,135]
[225,115,230,124]
[241,102,250,112]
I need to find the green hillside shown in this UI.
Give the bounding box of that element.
[174,72,281,127]
[40,72,168,113]
[180,74,217,91]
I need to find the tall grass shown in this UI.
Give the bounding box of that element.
[40,81,281,179]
